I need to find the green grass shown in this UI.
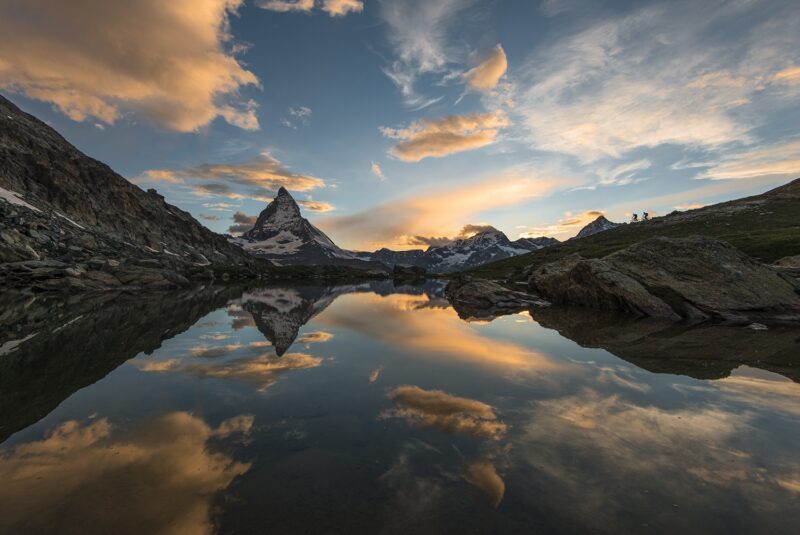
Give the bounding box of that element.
[465,194,800,281]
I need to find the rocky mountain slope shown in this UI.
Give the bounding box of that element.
[574,215,622,239]
[0,94,262,289]
[0,285,242,443]
[527,236,800,322]
[467,178,800,280]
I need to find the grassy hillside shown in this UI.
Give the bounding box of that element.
[466,178,800,281]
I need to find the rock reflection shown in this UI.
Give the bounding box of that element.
[0,412,253,535]
[237,282,443,356]
[530,307,800,381]
[0,286,244,444]
[240,287,342,356]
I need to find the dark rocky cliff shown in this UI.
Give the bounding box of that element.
[0,94,264,289]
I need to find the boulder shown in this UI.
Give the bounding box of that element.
[528,236,800,322]
[527,254,680,320]
[445,277,550,320]
[775,255,800,269]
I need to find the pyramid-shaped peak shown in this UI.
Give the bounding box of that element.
[276,186,292,198]
[575,214,621,239]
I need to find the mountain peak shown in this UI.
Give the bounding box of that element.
[575,214,621,239]
[241,189,302,240]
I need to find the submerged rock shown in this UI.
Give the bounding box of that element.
[528,236,800,322]
[445,277,550,320]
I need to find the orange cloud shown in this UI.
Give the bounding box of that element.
[0,0,259,132]
[519,210,609,240]
[382,385,508,439]
[316,292,565,375]
[138,151,335,207]
[371,161,386,181]
[138,352,323,391]
[0,412,252,534]
[772,66,800,85]
[464,45,508,92]
[321,0,363,16]
[299,200,335,213]
[463,459,506,507]
[318,170,569,250]
[381,111,509,162]
[142,152,323,191]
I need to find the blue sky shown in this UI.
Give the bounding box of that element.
[1,0,798,250]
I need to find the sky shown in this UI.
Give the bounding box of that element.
[0,0,798,250]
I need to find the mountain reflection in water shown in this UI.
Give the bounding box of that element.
[1,282,799,534]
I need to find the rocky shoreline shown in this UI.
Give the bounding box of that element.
[447,236,800,326]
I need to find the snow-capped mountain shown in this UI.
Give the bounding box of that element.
[230,187,381,269]
[357,228,559,273]
[574,215,622,239]
[415,228,558,272]
[231,189,559,272]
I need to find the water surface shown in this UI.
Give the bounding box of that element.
[1,282,799,534]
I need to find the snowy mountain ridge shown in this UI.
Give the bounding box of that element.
[231,189,560,272]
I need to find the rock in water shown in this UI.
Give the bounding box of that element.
[445,277,550,320]
[528,236,800,322]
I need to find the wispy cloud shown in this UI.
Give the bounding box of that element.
[379,0,472,107]
[257,0,362,17]
[138,151,325,203]
[0,0,259,132]
[381,111,509,162]
[257,0,314,12]
[281,105,313,128]
[699,139,800,181]
[514,0,800,162]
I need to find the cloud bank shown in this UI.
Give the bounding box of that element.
[0,0,259,132]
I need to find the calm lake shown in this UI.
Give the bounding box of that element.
[1,282,799,534]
